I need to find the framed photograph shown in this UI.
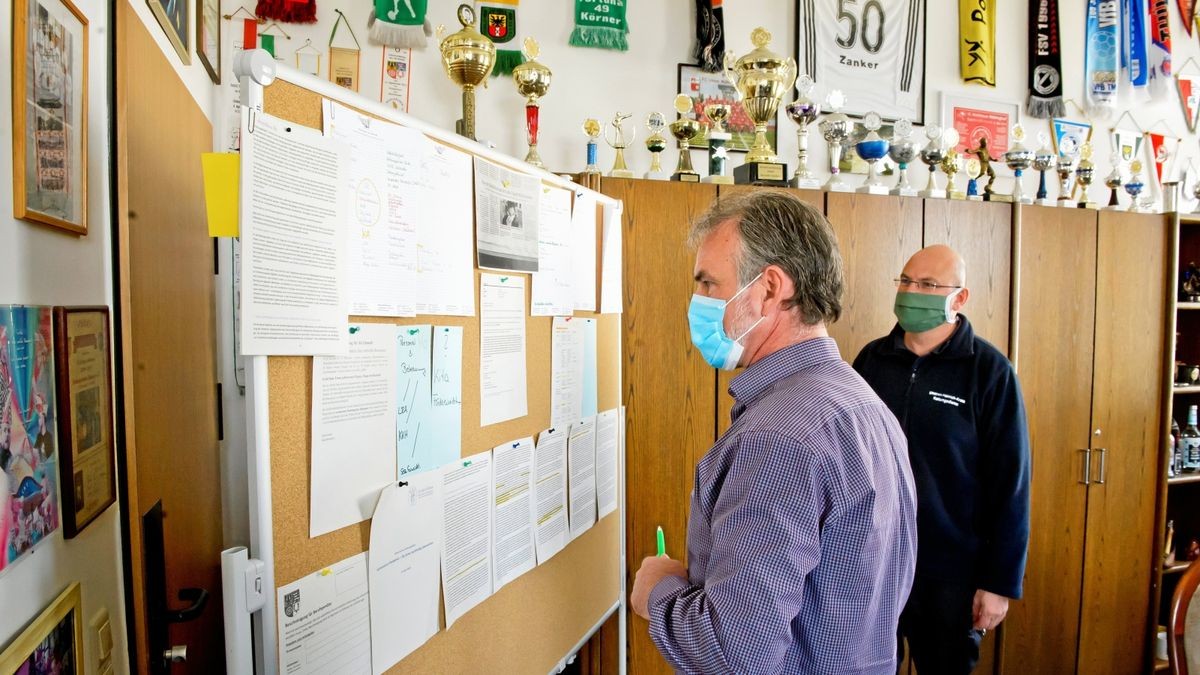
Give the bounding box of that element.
[53,307,116,539]
[939,92,1020,171]
[148,0,190,64]
[1,306,61,575]
[0,583,83,674]
[678,63,777,153]
[11,0,88,235]
[197,0,219,83]
[796,0,926,123]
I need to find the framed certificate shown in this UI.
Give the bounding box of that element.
[53,306,116,538]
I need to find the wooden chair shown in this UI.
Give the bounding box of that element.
[1170,559,1200,675]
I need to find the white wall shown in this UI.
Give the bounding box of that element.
[0,0,130,671]
[216,0,1200,201]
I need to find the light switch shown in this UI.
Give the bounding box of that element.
[91,608,112,663]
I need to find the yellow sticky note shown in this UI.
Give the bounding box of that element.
[201,152,240,237]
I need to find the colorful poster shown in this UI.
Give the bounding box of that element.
[1,306,59,573]
[951,106,1011,156]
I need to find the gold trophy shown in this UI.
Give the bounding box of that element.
[702,104,734,185]
[511,37,551,168]
[605,112,637,178]
[438,4,495,141]
[1076,142,1097,209]
[941,149,964,200]
[725,27,796,185]
[669,94,701,183]
[644,112,669,180]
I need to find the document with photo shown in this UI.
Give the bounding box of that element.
[474,157,541,272]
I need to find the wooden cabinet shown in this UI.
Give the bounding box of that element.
[1004,206,1168,673]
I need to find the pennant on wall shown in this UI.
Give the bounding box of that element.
[1177,73,1200,132]
[694,0,725,72]
[1085,0,1119,116]
[1051,118,1093,158]
[368,0,431,49]
[570,0,629,51]
[260,33,276,57]
[1146,131,1178,185]
[329,10,361,92]
[478,0,524,75]
[256,0,316,24]
[1180,0,1196,36]
[960,0,996,86]
[243,17,259,50]
[1148,0,1172,100]
[1112,124,1145,166]
[1028,0,1065,117]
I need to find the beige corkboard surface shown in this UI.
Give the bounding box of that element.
[262,80,623,674]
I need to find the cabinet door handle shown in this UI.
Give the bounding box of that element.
[1095,447,1107,485]
[1080,448,1092,485]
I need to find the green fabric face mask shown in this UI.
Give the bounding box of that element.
[894,290,959,333]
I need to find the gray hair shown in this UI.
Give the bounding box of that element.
[689,192,843,326]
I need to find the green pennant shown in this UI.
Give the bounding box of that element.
[570,0,628,51]
[260,33,276,57]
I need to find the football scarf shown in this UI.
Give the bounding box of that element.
[1124,0,1150,100]
[1148,0,1171,100]
[368,0,431,48]
[960,0,996,86]
[695,0,725,72]
[570,0,629,51]
[1085,0,1119,116]
[256,0,315,24]
[478,0,524,76]
[1028,0,1065,118]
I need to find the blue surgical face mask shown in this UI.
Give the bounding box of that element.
[688,274,764,370]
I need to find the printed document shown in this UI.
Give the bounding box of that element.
[568,417,598,539]
[533,426,570,564]
[277,552,371,674]
[240,111,349,355]
[442,451,494,627]
[368,476,441,673]
[416,144,476,316]
[571,192,598,312]
[599,202,624,314]
[474,158,541,272]
[427,326,464,470]
[480,274,528,426]
[492,437,537,590]
[310,323,397,537]
[532,186,574,316]
[550,317,584,429]
[595,409,620,519]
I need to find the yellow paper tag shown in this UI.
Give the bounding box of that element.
[201,153,239,237]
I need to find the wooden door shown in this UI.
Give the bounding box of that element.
[601,179,717,675]
[1002,206,1098,673]
[824,193,923,361]
[714,186,824,437]
[116,2,224,671]
[1076,212,1169,673]
[922,200,1012,354]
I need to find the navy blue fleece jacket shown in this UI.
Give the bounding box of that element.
[852,315,1031,598]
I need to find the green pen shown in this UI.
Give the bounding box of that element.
[656,526,666,557]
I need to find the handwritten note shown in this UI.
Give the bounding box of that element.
[427,326,464,466]
[396,325,432,477]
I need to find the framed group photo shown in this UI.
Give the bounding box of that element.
[795,0,927,124]
[148,0,190,64]
[11,0,88,235]
[0,584,83,674]
[678,63,778,153]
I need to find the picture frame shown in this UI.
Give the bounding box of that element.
[53,306,117,539]
[939,91,1021,174]
[677,63,777,153]
[0,583,82,674]
[148,0,190,64]
[795,0,927,124]
[11,0,89,235]
[197,0,220,83]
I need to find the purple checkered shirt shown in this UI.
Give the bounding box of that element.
[648,337,917,674]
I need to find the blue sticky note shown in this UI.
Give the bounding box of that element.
[423,326,464,473]
[582,319,598,419]
[397,325,433,477]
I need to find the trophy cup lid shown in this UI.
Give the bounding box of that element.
[582,118,601,139]
[439,3,496,87]
[942,127,960,151]
[674,94,695,118]
[512,37,552,99]
[860,111,885,144]
[894,119,913,140]
[732,27,790,72]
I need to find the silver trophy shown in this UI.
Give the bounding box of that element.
[856,111,891,195]
[1055,135,1079,206]
[1032,132,1057,205]
[1004,124,1035,204]
[785,74,822,189]
[819,90,852,192]
[889,119,919,197]
[918,124,947,199]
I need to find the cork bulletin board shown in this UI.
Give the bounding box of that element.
[259,78,623,674]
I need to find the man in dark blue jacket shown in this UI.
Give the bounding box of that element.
[853,244,1030,675]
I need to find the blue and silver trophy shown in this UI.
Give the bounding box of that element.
[1032,133,1057,206]
[1125,159,1147,212]
[856,112,891,195]
[889,119,919,197]
[966,158,983,201]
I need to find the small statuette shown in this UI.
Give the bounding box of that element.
[1077,142,1097,208]
[889,119,919,197]
[668,94,702,183]
[942,149,964,200]
[856,111,891,195]
[702,104,734,185]
[1032,133,1057,205]
[787,74,822,189]
[969,136,998,201]
[820,90,853,192]
[605,112,636,178]
[966,158,983,201]
[1004,124,1035,204]
[919,124,947,199]
[644,112,669,180]
[1125,159,1147,211]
